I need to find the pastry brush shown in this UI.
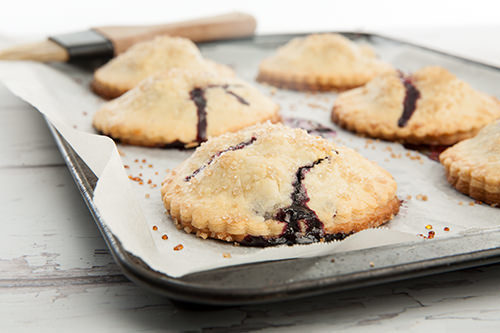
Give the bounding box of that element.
[0,12,256,62]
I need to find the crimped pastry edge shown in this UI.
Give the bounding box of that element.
[161,183,400,246]
[93,110,282,148]
[256,68,376,92]
[440,153,500,206]
[91,77,130,100]
[331,104,482,146]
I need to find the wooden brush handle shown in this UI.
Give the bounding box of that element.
[94,12,257,55]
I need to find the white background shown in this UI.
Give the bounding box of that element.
[1,0,499,66]
[0,0,498,36]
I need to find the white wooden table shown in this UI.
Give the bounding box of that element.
[2,27,500,332]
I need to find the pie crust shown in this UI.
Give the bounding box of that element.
[257,33,393,91]
[92,36,234,99]
[332,66,500,145]
[440,120,500,205]
[93,69,280,148]
[161,122,400,246]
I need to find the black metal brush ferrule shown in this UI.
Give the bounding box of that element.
[49,29,114,61]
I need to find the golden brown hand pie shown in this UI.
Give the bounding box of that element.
[92,36,233,99]
[440,120,500,206]
[93,69,280,148]
[332,66,500,145]
[257,33,393,91]
[161,122,400,246]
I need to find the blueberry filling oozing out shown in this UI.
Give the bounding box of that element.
[397,75,421,127]
[403,143,449,162]
[189,85,250,142]
[184,137,257,181]
[241,157,349,247]
[282,117,336,139]
[189,88,207,143]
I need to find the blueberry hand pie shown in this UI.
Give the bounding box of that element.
[332,66,500,145]
[93,69,280,147]
[92,36,234,99]
[161,122,400,246]
[257,33,393,91]
[440,120,500,205]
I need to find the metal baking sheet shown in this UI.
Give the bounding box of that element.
[47,32,500,305]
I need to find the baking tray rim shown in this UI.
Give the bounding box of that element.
[45,31,500,305]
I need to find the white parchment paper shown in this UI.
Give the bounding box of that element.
[1,36,500,277]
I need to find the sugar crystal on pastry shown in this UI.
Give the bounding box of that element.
[257,33,393,91]
[93,69,280,147]
[161,122,400,246]
[332,66,500,145]
[92,36,234,99]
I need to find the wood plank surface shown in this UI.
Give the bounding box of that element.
[3,30,500,331]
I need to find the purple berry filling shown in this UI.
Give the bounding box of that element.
[242,157,348,247]
[190,85,250,142]
[397,75,421,127]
